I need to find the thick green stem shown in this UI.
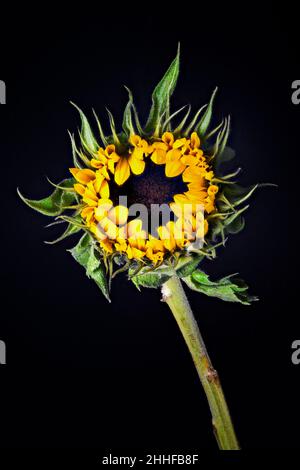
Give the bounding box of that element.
[162,274,240,450]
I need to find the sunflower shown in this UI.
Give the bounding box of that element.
[19,45,268,450]
[68,128,216,265]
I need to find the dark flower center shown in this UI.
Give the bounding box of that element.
[110,160,187,210]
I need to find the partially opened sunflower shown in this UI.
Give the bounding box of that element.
[19,45,267,450]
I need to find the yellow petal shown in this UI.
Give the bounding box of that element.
[100,166,110,180]
[165,159,186,178]
[69,168,80,178]
[100,180,110,199]
[100,239,114,253]
[187,182,206,192]
[94,199,113,221]
[180,155,198,166]
[129,134,141,147]
[127,246,145,259]
[74,184,85,196]
[207,185,219,196]
[99,217,118,239]
[182,166,204,183]
[190,132,200,149]
[108,159,115,174]
[151,148,167,165]
[94,172,104,193]
[166,148,181,162]
[115,157,130,185]
[127,219,143,238]
[205,171,214,181]
[105,144,116,157]
[90,223,107,240]
[73,169,96,185]
[147,235,165,252]
[162,132,174,147]
[90,159,103,169]
[81,206,94,219]
[109,205,129,226]
[152,142,168,151]
[129,156,145,175]
[173,138,188,149]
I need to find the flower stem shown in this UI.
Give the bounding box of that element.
[162,274,240,450]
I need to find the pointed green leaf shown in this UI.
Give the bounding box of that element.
[132,103,144,136]
[174,104,191,135]
[224,184,259,207]
[223,205,249,227]
[183,269,257,305]
[183,104,207,137]
[122,86,135,137]
[162,104,189,132]
[144,44,180,134]
[69,233,110,301]
[45,218,82,244]
[18,178,76,216]
[71,102,99,154]
[213,117,231,168]
[68,131,83,169]
[195,87,218,137]
[106,108,121,145]
[92,109,109,147]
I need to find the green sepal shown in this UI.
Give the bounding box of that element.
[18,178,76,216]
[92,109,109,147]
[224,215,245,234]
[68,131,83,169]
[212,117,231,168]
[183,269,257,305]
[223,184,258,207]
[144,44,180,134]
[162,104,188,132]
[106,108,121,146]
[183,104,207,137]
[69,233,110,301]
[71,102,99,155]
[122,86,135,137]
[195,87,218,137]
[44,215,82,244]
[173,104,191,135]
[175,253,204,278]
[213,146,236,171]
[129,265,173,289]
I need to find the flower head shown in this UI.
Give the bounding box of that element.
[19,45,262,302]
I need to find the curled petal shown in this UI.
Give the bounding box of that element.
[109,205,129,226]
[74,184,85,196]
[70,168,96,184]
[165,159,185,178]
[151,148,167,164]
[115,157,130,185]
[100,180,110,199]
[162,132,174,147]
[190,132,200,149]
[128,155,145,175]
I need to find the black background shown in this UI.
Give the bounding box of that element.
[0,2,299,453]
